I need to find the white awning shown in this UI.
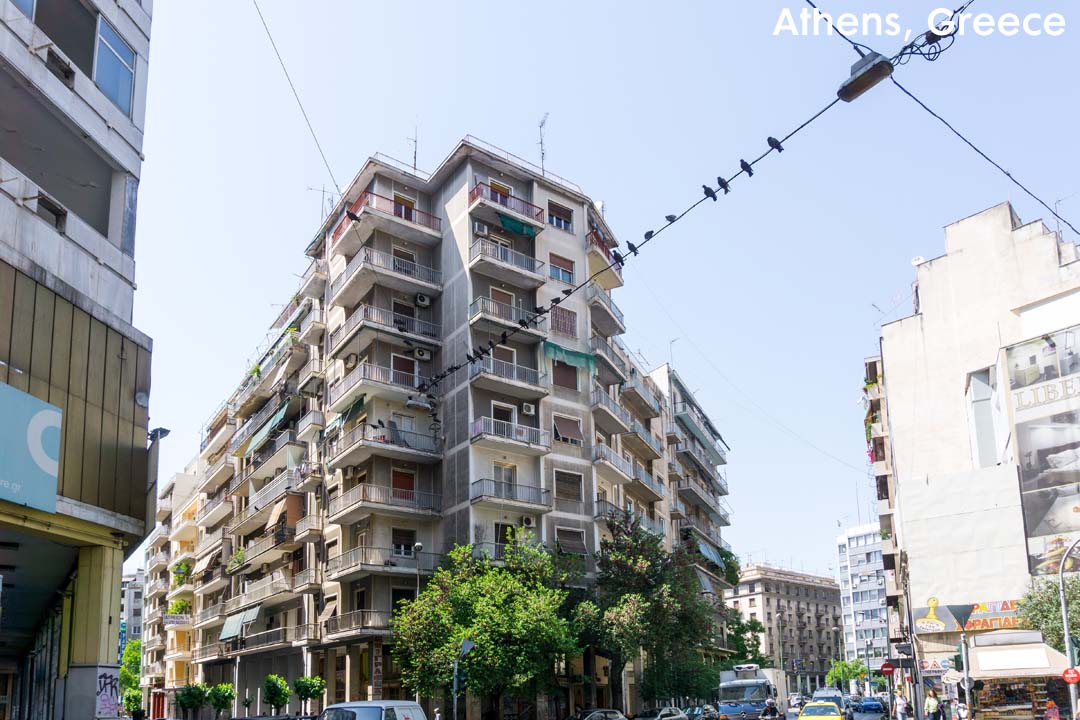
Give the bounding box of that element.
[969,642,1069,679]
[317,599,338,623]
[264,499,287,531]
[192,551,220,575]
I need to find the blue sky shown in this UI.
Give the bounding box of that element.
[128,0,1079,575]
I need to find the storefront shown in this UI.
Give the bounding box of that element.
[954,631,1069,720]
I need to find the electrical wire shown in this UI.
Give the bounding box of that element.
[251,0,340,192]
[890,77,1080,237]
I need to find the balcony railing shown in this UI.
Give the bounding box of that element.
[325,424,440,460]
[296,514,323,536]
[329,362,419,406]
[234,332,301,409]
[196,527,225,554]
[631,463,666,498]
[337,190,441,238]
[471,417,551,447]
[145,605,164,624]
[244,526,297,563]
[473,542,509,561]
[469,238,544,275]
[298,410,325,437]
[144,635,165,652]
[591,389,632,426]
[235,626,297,651]
[587,282,624,325]
[594,499,665,536]
[225,572,292,613]
[328,483,442,517]
[680,515,723,545]
[590,336,626,374]
[469,182,544,223]
[674,401,727,463]
[592,444,633,477]
[325,609,392,636]
[243,432,302,482]
[330,245,442,298]
[195,603,225,625]
[194,643,225,662]
[229,393,286,453]
[196,492,229,523]
[228,469,296,532]
[330,304,440,351]
[294,567,321,587]
[586,231,624,278]
[148,550,169,568]
[469,356,543,387]
[470,479,551,507]
[626,419,665,456]
[624,372,662,414]
[199,400,231,451]
[469,297,545,330]
[146,578,169,596]
[327,546,442,576]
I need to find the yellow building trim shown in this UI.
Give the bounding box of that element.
[0,499,127,549]
[71,545,122,665]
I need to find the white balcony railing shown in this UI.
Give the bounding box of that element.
[470,417,551,447]
[328,483,442,517]
[469,297,545,330]
[331,246,442,299]
[469,356,543,387]
[330,304,440,351]
[469,238,545,275]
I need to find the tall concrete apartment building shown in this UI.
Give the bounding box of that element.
[835,523,888,670]
[120,569,146,655]
[878,202,1080,698]
[139,138,733,716]
[0,1,155,718]
[724,565,842,694]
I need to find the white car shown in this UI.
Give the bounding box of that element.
[320,700,428,720]
[637,708,688,720]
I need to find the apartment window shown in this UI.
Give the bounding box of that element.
[489,179,513,205]
[749,598,756,607]
[493,462,516,486]
[393,194,416,222]
[548,202,573,232]
[733,600,740,609]
[96,18,135,117]
[748,583,756,593]
[552,360,578,390]
[550,306,577,339]
[549,254,575,284]
[491,401,516,425]
[391,528,417,557]
[554,471,583,502]
[749,613,757,621]
[555,528,587,554]
[553,415,584,446]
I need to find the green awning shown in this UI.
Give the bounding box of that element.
[219,613,244,641]
[544,341,596,375]
[696,568,719,595]
[697,540,724,569]
[497,213,537,238]
[239,605,261,624]
[244,402,289,458]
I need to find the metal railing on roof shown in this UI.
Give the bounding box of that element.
[463,136,583,194]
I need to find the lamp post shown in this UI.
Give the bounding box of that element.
[1059,536,1080,720]
[865,639,873,694]
[414,541,424,704]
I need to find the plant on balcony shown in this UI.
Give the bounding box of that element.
[228,548,246,571]
[175,683,209,720]
[294,676,327,713]
[208,683,237,719]
[168,599,192,614]
[263,674,292,715]
[171,561,190,577]
[717,545,741,587]
[248,363,261,379]
[880,528,892,540]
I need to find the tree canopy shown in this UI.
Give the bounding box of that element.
[827,659,869,687]
[119,639,141,693]
[720,610,770,670]
[1019,576,1080,656]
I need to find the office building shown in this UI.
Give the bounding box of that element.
[121,569,146,655]
[0,1,156,717]
[836,523,888,669]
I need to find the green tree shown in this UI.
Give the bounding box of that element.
[1019,576,1080,655]
[122,688,142,715]
[294,676,327,713]
[263,674,292,714]
[718,546,742,587]
[168,598,192,614]
[175,683,210,720]
[720,610,770,669]
[642,649,719,702]
[208,683,237,719]
[119,638,141,692]
[827,659,869,689]
[392,540,578,717]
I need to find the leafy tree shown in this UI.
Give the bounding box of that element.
[263,674,292,714]
[168,598,192,614]
[119,638,141,692]
[642,649,719,702]
[208,683,237,719]
[720,610,770,669]
[717,546,741,587]
[827,659,869,688]
[1019,577,1080,655]
[175,683,210,720]
[294,676,327,713]
[392,540,578,717]
[122,688,142,714]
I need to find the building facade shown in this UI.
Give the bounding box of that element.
[836,523,888,670]
[725,565,842,694]
[880,202,1080,695]
[0,1,155,718]
[121,570,146,655]
[138,137,734,716]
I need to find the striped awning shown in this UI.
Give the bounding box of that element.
[219,613,244,641]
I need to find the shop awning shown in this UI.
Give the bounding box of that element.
[317,599,338,623]
[553,415,584,443]
[264,498,287,531]
[543,341,596,375]
[192,551,219,575]
[968,642,1069,679]
[244,402,289,458]
[219,613,244,641]
[497,213,537,238]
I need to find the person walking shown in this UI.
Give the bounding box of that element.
[925,689,942,720]
[895,692,909,720]
[435,708,443,720]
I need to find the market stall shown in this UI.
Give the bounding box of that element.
[965,632,1071,720]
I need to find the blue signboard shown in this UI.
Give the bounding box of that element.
[0,383,61,513]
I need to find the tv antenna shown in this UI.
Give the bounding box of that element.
[407,124,419,172]
[538,112,549,175]
[306,185,340,220]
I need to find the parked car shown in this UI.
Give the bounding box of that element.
[582,709,628,720]
[320,700,427,720]
[636,708,688,720]
[855,699,885,716]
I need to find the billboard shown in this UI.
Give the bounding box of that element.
[1007,324,1080,574]
[0,383,61,513]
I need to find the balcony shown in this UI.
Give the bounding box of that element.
[199,416,236,460]
[331,191,442,256]
[298,304,325,346]
[298,259,327,299]
[327,483,442,525]
[169,514,198,543]
[196,527,225,557]
[680,515,724,546]
[196,566,229,595]
[327,546,442,584]
[238,430,306,488]
[595,500,665,537]
[592,444,632,486]
[164,614,192,632]
[674,402,727,465]
[229,392,293,457]
[226,469,297,536]
[167,575,195,601]
[587,283,626,337]
[299,356,323,392]
[621,372,662,419]
[148,551,169,573]
[470,479,552,511]
[296,514,324,544]
[294,461,325,493]
[590,336,628,386]
[585,231,624,290]
[145,605,164,625]
[468,238,546,288]
[330,245,443,310]
[232,527,300,575]
[627,463,666,503]
[294,567,323,594]
[225,572,294,613]
[148,522,171,547]
[144,661,165,678]
[673,427,726,492]
[229,625,304,656]
[297,410,325,443]
[677,476,725,521]
[194,603,227,629]
[233,332,307,418]
[470,417,551,456]
[329,303,441,358]
[198,453,235,496]
[327,362,421,415]
[326,424,441,470]
[670,495,687,520]
[163,639,192,662]
[469,356,548,400]
[143,635,165,652]
[146,577,169,598]
[193,643,226,664]
[196,492,232,529]
[324,609,392,640]
[469,297,546,342]
[591,389,632,435]
[621,419,665,460]
[468,182,545,230]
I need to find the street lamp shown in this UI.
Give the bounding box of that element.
[1059,536,1080,720]
[414,541,424,704]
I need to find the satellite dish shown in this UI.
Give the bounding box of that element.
[910,256,926,266]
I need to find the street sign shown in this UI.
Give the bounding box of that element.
[880,662,895,676]
[960,678,975,691]
[1063,667,1080,684]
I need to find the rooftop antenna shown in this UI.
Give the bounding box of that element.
[1055,192,1077,239]
[306,185,339,221]
[538,112,549,176]
[407,124,419,172]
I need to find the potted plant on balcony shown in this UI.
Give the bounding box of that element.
[294,675,327,714]
[263,674,292,715]
[241,695,254,716]
[171,561,191,588]
[168,599,192,615]
[228,548,246,572]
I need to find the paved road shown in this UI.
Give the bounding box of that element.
[786,711,886,720]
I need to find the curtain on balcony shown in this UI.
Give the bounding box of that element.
[244,402,289,458]
[497,213,537,238]
[543,341,596,376]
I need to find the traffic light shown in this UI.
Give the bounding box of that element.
[953,645,964,672]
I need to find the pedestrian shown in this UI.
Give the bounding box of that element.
[925,690,942,720]
[895,692,909,720]
[435,708,443,720]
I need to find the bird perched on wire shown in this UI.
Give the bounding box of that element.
[717,177,731,194]
[612,250,625,266]
[644,230,654,240]
[740,160,754,177]
[665,214,677,223]
[703,185,717,201]
[626,242,639,256]
[767,137,784,153]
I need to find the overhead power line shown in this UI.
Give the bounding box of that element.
[251,0,340,192]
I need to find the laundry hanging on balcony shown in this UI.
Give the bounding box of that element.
[497,213,537,238]
[543,341,596,376]
[244,401,290,458]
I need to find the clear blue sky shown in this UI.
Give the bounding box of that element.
[127,0,1079,576]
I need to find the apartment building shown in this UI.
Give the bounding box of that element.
[879,202,1080,697]
[121,569,146,655]
[836,523,888,670]
[0,1,155,717]
[725,565,842,693]
[141,137,732,716]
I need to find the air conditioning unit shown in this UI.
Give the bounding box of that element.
[344,353,358,370]
[414,348,432,362]
[521,516,536,528]
[473,221,489,236]
[415,293,431,308]
[521,402,536,417]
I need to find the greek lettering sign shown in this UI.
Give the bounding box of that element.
[0,383,61,513]
[913,597,1023,634]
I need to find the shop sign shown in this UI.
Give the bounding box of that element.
[913,597,1023,634]
[920,658,953,676]
[0,383,61,513]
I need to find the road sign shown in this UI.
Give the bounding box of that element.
[1063,667,1080,684]
[880,662,895,676]
[960,677,975,691]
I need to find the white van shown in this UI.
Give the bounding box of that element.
[320,700,428,720]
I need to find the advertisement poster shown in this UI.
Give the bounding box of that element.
[1007,324,1080,574]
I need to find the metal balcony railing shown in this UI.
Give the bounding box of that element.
[146,577,169,595]
[470,479,551,506]
[330,304,440,351]
[328,362,419,406]
[469,238,544,275]
[298,410,325,437]
[625,419,665,456]
[674,401,727,463]
[234,332,301,409]
[196,527,225,554]
[592,444,633,477]
[296,514,323,536]
[225,573,292,613]
[242,431,301,482]
[227,469,296,532]
[469,297,545,330]
[469,356,543,387]
[469,182,544,223]
[328,483,442,517]
[331,245,442,299]
[325,424,439,460]
[631,463,666,498]
[586,231,624,278]
[244,527,297,563]
[199,401,232,451]
[194,643,225,661]
[195,603,225,625]
[471,417,551,447]
[196,492,229,523]
[587,282,624,325]
[327,546,442,576]
[591,389,632,426]
[325,609,392,635]
[594,500,665,536]
[624,372,662,414]
[148,550,169,568]
[235,626,297,651]
[294,567,322,587]
[229,393,286,453]
[338,190,442,236]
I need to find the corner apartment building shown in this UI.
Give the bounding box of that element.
[724,565,842,694]
[836,523,888,670]
[121,569,146,655]
[0,1,155,718]
[879,202,1080,694]
[140,137,733,716]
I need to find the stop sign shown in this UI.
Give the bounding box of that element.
[1064,667,1080,684]
[880,662,895,676]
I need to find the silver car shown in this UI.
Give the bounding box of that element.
[320,701,428,720]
